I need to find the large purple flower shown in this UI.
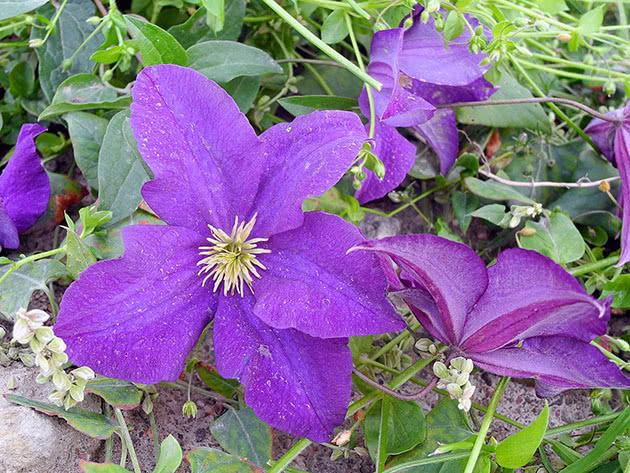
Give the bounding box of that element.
[585,101,630,266]
[356,12,495,203]
[54,65,404,441]
[0,124,49,250]
[353,234,630,395]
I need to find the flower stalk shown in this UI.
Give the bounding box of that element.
[463,377,509,473]
[258,0,382,90]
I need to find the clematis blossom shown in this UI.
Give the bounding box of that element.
[353,234,630,395]
[0,124,49,250]
[356,11,495,203]
[54,65,404,441]
[585,101,630,265]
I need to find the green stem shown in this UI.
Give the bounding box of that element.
[0,247,65,285]
[569,255,620,276]
[114,408,141,473]
[388,180,459,217]
[259,0,382,90]
[463,377,510,473]
[65,20,105,68]
[268,438,311,473]
[345,12,376,138]
[516,58,623,83]
[511,57,598,153]
[528,52,630,80]
[148,410,160,462]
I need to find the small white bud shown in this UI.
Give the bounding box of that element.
[433,361,449,379]
[332,430,352,446]
[71,367,95,381]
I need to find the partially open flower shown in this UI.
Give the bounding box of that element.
[0,124,50,250]
[12,308,50,345]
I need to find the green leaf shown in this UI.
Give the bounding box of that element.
[65,112,109,190]
[603,275,630,309]
[496,402,549,469]
[470,204,509,227]
[210,408,272,466]
[443,11,465,43]
[321,9,349,44]
[386,398,473,473]
[188,40,282,83]
[578,5,605,35]
[518,211,585,264]
[65,229,97,279]
[30,0,104,102]
[168,0,245,49]
[186,448,261,473]
[125,15,188,66]
[97,110,151,225]
[561,409,630,473]
[7,394,118,439]
[201,0,225,33]
[456,71,551,133]
[196,364,239,398]
[365,397,427,466]
[153,435,183,473]
[303,188,365,225]
[9,62,36,98]
[279,95,357,116]
[223,76,260,113]
[451,191,479,233]
[0,0,48,21]
[465,177,535,205]
[0,259,66,321]
[39,74,131,120]
[536,0,568,14]
[86,377,143,410]
[80,462,131,473]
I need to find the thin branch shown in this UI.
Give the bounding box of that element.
[440,96,620,123]
[479,168,620,189]
[93,0,108,16]
[353,368,438,401]
[276,58,344,68]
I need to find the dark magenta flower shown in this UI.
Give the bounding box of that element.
[585,102,630,265]
[356,12,495,203]
[54,65,404,441]
[353,234,630,395]
[0,124,49,250]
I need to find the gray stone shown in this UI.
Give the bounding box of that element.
[0,364,101,473]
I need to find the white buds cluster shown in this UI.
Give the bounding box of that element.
[433,357,476,412]
[414,338,439,356]
[12,308,94,409]
[509,203,544,228]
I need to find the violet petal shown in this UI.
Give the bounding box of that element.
[252,211,403,337]
[356,122,417,204]
[461,249,609,353]
[414,109,459,175]
[54,225,215,384]
[615,126,630,266]
[0,124,49,234]
[0,199,19,249]
[214,292,352,442]
[352,234,488,343]
[130,65,260,233]
[251,111,367,236]
[470,336,630,396]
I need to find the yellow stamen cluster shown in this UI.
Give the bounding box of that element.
[197,214,270,296]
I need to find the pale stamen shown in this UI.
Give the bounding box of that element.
[197,214,270,296]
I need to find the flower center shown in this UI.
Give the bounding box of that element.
[197,214,270,296]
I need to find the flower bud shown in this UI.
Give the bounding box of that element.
[102,69,113,82]
[182,400,198,418]
[61,59,73,71]
[414,338,433,352]
[28,38,45,48]
[599,180,611,193]
[433,361,449,379]
[557,33,571,42]
[34,326,55,344]
[71,366,95,381]
[332,429,352,446]
[519,227,537,237]
[86,16,101,25]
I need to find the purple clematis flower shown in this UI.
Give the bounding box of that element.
[356,11,495,203]
[353,234,630,395]
[0,124,49,250]
[585,101,630,266]
[54,65,404,441]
